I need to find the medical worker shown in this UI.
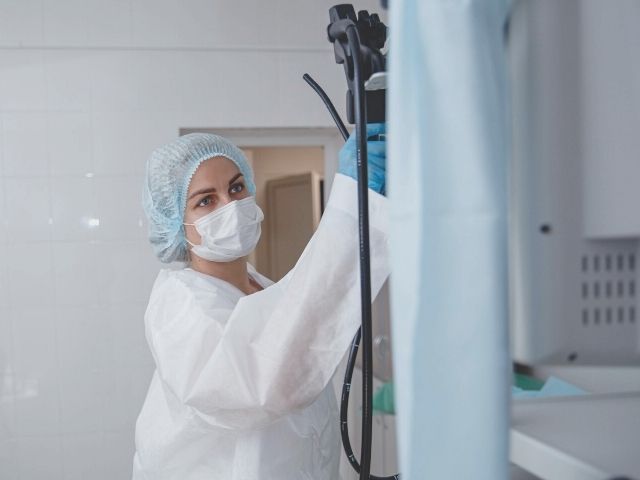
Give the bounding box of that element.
[132,127,389,480]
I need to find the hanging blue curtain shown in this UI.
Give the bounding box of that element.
[388,0,512,478]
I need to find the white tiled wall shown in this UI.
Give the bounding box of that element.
[0,0,387,478]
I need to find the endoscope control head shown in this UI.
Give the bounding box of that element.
[327,4,387,124]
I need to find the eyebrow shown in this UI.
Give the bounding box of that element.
[187,173,244,201]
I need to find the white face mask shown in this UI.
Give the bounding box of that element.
[184,196,264,262]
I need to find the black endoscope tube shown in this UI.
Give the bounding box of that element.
[302,70,399,480]
[346,24,374,480]
[301,73,361,473]
[303,74,349,141]
[341,329,360,466]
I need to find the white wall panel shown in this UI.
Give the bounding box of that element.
[50,177,97,242]
[11,306,61,436]
[0,51,46,111]
[85,0,133,47]
[44,51,93,111]
[0,177,6,245]
[89,51,145,112]
[0,0,44,47]
[0,256,8,307]
[52,242,103,306]
[56,305,110,434]
[93,178,146,242]
[216,51,280,126]
[16,436,64,480]
[2,113,48,176]
[43,0,92,46]
[134,51,184,112]
[47,112,93,176]
[4,178,52,241]
[91,112,177,175]
[0,308,15,413]
[131,0,280,48]
[94,243,147,304]
[5,244,55,307]
[0,440,18,479]
[60,432,104,480]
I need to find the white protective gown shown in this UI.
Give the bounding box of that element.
[132,174,390,480]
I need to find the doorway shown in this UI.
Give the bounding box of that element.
[243,145,324,280]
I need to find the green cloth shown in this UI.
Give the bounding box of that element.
[373,382,396,415]
[513,373,545,391]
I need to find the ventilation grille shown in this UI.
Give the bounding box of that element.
[580,253,637,327]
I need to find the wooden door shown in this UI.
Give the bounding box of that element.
[264,172,323,281]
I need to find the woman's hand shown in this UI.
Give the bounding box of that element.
[338,123,387,195]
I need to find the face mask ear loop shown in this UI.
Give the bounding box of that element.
[183,223,198,248]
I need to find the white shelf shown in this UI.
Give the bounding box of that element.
[511,391,640,479]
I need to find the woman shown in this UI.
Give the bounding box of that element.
[133,128,389,479]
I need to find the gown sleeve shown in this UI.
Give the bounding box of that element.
[146,174,390,430]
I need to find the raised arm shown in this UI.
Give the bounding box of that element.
[148,174,389,430]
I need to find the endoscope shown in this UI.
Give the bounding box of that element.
[304,4,400,480]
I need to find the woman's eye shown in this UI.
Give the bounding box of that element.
[230,183,244,194]
[197,196,213,207]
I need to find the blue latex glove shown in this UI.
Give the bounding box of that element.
[338,123,386,195]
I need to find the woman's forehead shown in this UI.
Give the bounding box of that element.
[189,156,240,188]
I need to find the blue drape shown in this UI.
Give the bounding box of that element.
[388,1,512,478]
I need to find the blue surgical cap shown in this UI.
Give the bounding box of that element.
[142,133,256,263]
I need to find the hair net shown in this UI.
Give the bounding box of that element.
[143,133,256,263]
